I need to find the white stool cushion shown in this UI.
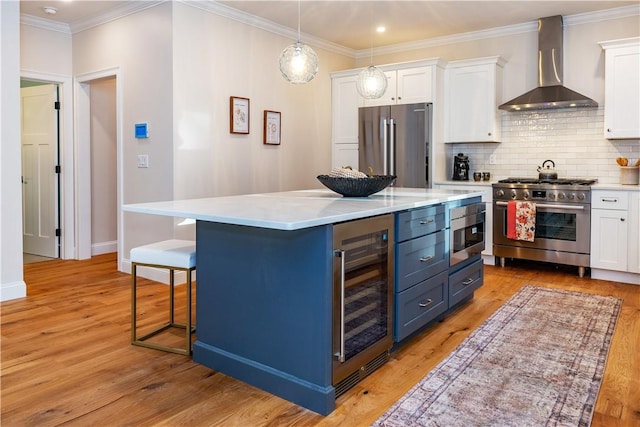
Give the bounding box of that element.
[131,239,196,269]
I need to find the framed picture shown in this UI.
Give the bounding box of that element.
[264,110,281,145]
[230,96,250,134]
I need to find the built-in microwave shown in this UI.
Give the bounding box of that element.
[450,203,486,267]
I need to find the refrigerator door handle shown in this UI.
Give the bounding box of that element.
[382,118,388,175]
[389,118,395,176]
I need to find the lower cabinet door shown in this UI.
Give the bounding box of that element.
[449,258,483,307]
[395,270,448,342]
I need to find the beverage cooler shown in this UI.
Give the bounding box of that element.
[332,214,394,396]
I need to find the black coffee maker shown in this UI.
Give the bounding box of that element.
[452,152,470,181]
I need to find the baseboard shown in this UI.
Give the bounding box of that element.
[92,241,117,256]
[591,268,640,285]
[0,280,27,301]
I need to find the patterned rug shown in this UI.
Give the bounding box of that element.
[373,285,622,427]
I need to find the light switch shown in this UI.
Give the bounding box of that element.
[137,154,149,168]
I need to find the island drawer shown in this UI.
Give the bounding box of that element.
[449,258,483,307]
[396,229,448,292]
[395,270,448,341]
[396,204,446,242]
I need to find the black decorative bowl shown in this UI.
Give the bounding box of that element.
[317,175,397,197]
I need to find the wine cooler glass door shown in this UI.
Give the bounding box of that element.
[333,214,394,385]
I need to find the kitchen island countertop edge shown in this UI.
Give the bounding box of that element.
[122,187,483,230]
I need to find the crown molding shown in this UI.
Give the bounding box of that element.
[181,0,355,57]
[19,2,639,59]
[70,1,166,33]
[357,4,640,59]
[21,14,71,34]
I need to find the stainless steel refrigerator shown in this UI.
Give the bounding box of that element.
[358,103,432,188]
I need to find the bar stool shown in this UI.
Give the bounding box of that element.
[131,239,196,355]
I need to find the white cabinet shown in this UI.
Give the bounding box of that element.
[599,38,640,139]
[591,189,640,284]
[330,72,363,168]
[363,66,433,107]
[433,182,494,263]
[444,56,505,143]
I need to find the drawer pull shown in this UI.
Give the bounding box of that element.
[462,278,474,286]
[419,299,433,308]
[419,219,435,225]
[419,255,434,262]
[601,198,618,203]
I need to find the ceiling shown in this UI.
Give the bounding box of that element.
[19,1,639,51]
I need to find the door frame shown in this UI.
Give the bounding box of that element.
[20,70,74,260]
[74,68,123,269]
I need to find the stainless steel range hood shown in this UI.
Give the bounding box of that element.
[499,15,598,111]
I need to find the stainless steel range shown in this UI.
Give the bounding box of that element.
[493,178,597,277]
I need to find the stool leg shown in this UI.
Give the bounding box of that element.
[169,269,175,325]
[131,263,138,343]
[186,269,192,355]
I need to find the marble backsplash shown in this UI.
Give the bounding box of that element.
[447,107,640,184]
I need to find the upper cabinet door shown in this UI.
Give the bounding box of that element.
[363,71,397,107]
[600,38,640,140]
[363,66,432,107]
[331,73,363,144]
[444,57,504,143]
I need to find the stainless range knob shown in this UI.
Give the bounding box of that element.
[568,193,576,200]
[510,190,517,199]
[549,193,556,200]
[523,191,530,199]
[558,192,565,200]
[496,189,504,197]
[577,193,585,200]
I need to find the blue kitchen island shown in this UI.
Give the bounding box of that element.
[123,187,483,415]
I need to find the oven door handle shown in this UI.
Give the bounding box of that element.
[495,201,585,210]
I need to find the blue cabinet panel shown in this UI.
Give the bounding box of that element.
[396,229,448,292]
[193,221,335,415]
[396,204,446,242]
[449,256,483,307]
[395,270,448,341]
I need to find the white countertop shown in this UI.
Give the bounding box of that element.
[122,187,483,231]
[592,183,640,191]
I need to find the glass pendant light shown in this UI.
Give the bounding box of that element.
[357,18,387,99]
[278,1,318,84]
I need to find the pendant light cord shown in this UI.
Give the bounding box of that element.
[368,9,374,65]
[297,0,301,43]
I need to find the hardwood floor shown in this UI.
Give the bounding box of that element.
[2,253,639,426]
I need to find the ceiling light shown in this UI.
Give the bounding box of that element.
[278,0,318,84]
[357,16,387,99]
[43,6,57,15]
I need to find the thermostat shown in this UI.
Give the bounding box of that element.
[135,123,149,139]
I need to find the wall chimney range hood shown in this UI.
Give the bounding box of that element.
[499,15,598,111]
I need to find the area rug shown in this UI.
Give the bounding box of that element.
[373,285,622,427]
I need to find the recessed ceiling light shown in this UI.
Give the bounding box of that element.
[376,26,386,33]
[43,6,57,15]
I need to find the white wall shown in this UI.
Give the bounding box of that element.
[172,2,351,202]
[1,0,26,300]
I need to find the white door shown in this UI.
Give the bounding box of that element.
[21,84,58,258]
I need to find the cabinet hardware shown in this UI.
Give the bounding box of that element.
[621,218,625,222]
[601,198,618,203]
[419,299,433,308]
[462,278,474,285]
[419,219,435,225]
[419,255,434,262]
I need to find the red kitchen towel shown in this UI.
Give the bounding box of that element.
[508,201,536,242]
[507,201,517,240]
